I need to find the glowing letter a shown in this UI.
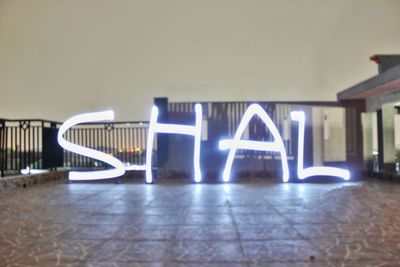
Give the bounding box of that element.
[290,111,350,180]
[219,104,289,182]
[58,111,125,180]
[145,104,203,184]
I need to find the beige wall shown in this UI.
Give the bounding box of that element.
[1,0,400,121]
[312,107,346,163]
[382,104,396,163]
[362,112,374,161]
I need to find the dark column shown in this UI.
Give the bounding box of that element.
[303,106,313,170]
[42,123,64,170]
[154,97,169,169]
[0,120,4,177]
[377,109,384,171]
[340,100,366,174]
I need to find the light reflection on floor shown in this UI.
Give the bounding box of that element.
[1,178,400,266]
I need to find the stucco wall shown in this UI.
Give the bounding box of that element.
[1,0,400,121]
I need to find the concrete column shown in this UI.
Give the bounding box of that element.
[382,104,396,166]
[340,100,366,174]
[154,97,169,169]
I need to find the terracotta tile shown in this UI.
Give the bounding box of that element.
[79,214,133,225]
[242,240,323,263]
[311,237,400,262]
[181,214,233,226]
[171,240,245,262]
[93,240,169,262]
[231,206,279,215]
[283,212,338,224]
[238,225,301,240]
[185,206,230,215]
[2,179,400,266]
[166,263,247,267]
[86,262,163,267]
[234,214,288,225]
[114,226,177,240]
[10,239,103,266]
[59,224,121,240]
[176,225,238,240]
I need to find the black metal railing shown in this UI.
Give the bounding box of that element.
[0,118,151,177]
[167,101,346,159]
[166,100,359,177]
[0,99,363,179]
[0,119,62,176]
[63,121,151,169]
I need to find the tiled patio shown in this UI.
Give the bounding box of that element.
[1,178,400,266]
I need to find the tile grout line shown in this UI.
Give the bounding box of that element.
[227,199,252,266]
[273,202,328,263]
[162,201,189,267]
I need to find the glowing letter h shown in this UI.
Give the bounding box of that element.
[145,104,203,183]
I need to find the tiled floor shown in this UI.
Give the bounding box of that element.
[1,178,400,266]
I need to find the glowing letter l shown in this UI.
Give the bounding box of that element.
[290,111,350,180]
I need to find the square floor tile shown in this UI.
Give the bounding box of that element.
[176,225,238,240]
[93,240,169,262]
[242,240,322,263]
[171,240,245,262]
[114,226,177,240]
[59,224,121,240]
[238,225,301,240]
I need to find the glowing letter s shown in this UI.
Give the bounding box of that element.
[58,111,125,180]
[290,111,350,180]
[219,104,289,182]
